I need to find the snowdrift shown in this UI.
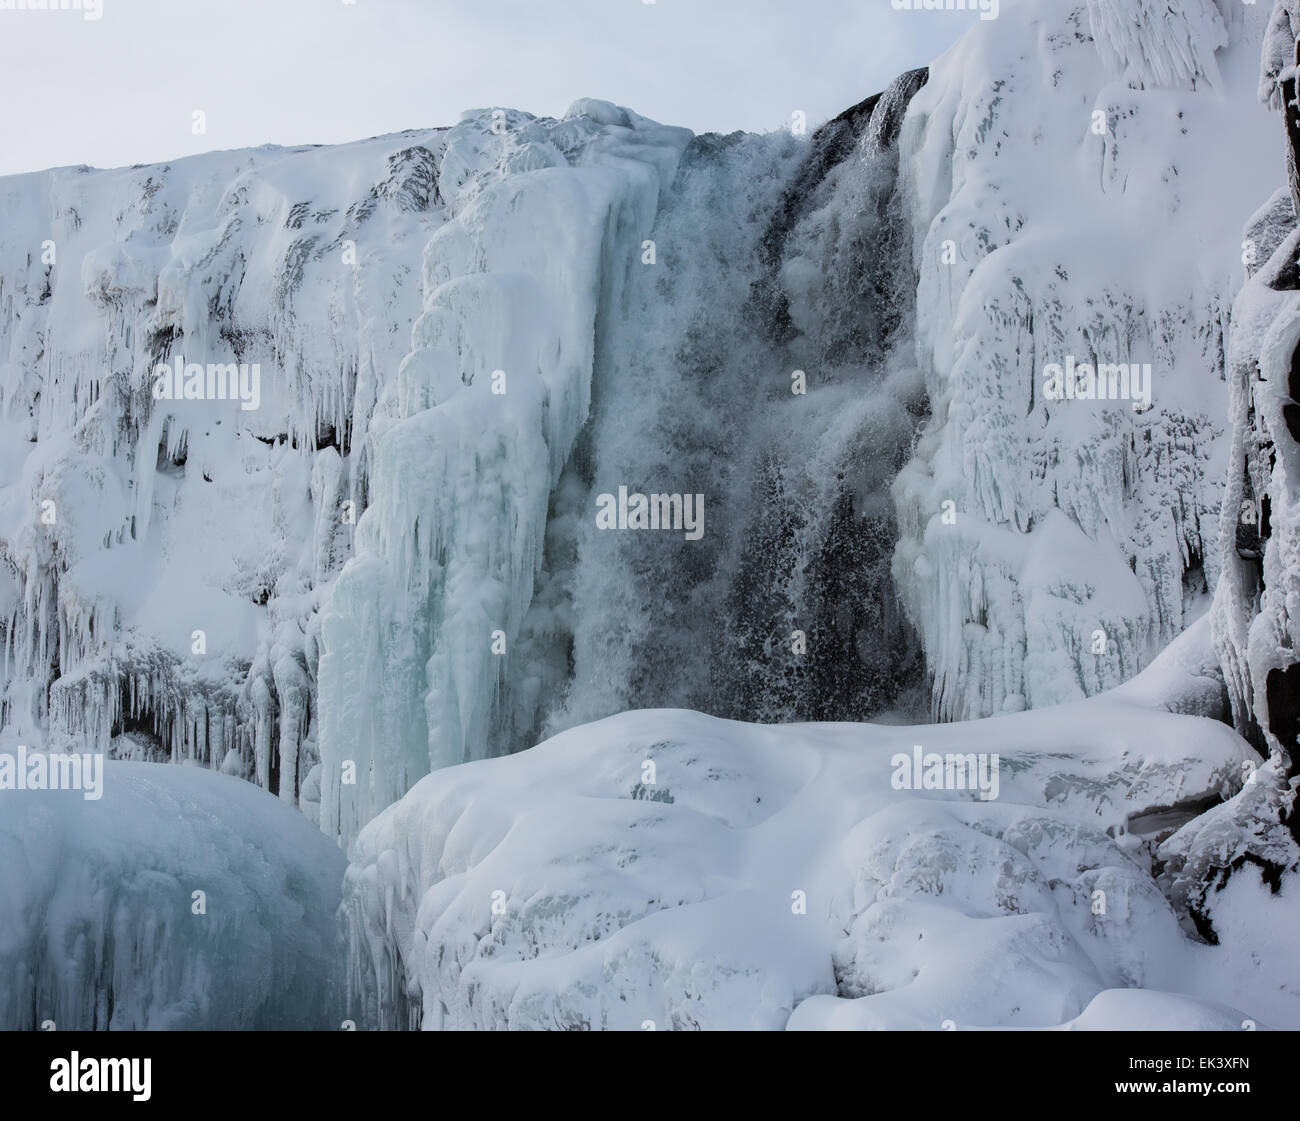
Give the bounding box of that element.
[340,642,1296,1030]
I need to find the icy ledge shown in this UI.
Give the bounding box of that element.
[340,640,1295,1030]
[0,762,346,1029]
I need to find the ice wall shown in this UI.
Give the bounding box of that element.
[315,105,692,846]
[893,0,1278,720]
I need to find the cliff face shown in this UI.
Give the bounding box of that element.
[1173,0,1300,934]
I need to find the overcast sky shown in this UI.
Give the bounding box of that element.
[0,0,975,176]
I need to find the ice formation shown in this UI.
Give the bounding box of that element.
[0,127,451,812]
[0,759,345,1028]
[1086,0,1228,90]
[316,106,693,844]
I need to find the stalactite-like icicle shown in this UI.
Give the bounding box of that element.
[316,103,691,847]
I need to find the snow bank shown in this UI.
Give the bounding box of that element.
[0,760,345,1029]
[340,678,1291,1030]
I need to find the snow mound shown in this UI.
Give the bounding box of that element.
[0,761,346,1029]
[1058,988,1251,1031]
[341,682,1291,1030]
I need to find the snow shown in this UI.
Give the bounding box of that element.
[892,0,1278,720]
[340,653,1295,1030]
[1055,988,1252,1031]
[0,759,345,1029]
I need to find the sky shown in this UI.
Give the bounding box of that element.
[0,0,977,176]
